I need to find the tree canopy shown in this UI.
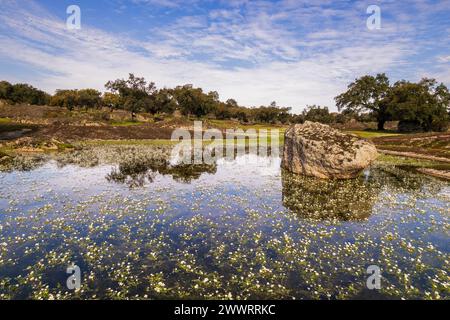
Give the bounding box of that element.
[387,78,449,132]
[50,89,101,110]
[335,73,391,130]
[302,105,334,124]
[170,85,215,117]
[0,81,50,105]
[105,74,156,118]
[335,74,449,132]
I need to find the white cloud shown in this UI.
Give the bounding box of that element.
[0,0,448,113]
[437,55,450,63]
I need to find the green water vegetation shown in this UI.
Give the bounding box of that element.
[0,145,448,300]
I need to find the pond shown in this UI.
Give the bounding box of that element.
[0,145,448,300]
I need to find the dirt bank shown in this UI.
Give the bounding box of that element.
[377,149,450,163]
[31,123,177,141]
[374,132,450,160]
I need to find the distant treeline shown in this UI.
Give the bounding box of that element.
[0,75,295,124]
[1,73,449,132]
[335,74,450,132]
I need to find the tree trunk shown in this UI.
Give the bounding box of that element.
[377,120,385,131]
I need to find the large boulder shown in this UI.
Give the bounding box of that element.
[282,121,378,179]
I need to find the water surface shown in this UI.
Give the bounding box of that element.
[0,146,448,299]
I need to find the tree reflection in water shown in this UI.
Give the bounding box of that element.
[281,165,432,221]
[106,157,217,188]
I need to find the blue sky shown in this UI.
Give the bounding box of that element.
[0,0,449,112]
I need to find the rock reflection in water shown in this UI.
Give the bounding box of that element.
[281,164,436,221]
[281,169,379,220]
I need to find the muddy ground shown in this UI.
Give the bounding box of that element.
[374,132,450,160]
[25,123,177,141]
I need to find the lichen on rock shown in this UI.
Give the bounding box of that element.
[281,121,378,179]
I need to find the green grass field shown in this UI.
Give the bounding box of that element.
[0,117,12,123]
[346,130,402,139]
[80,139,180,146]
[376,154,450,169]
[110,120,144,127]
